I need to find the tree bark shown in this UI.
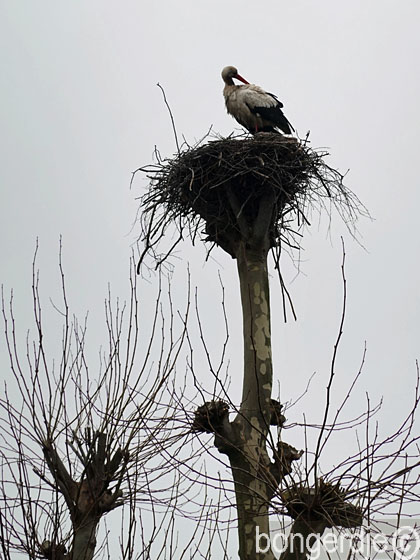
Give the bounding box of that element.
[280,518,327,560]
[228,242,333,560]
[229,242,275,560]
[71,516,99,560]
[236,244,272,422]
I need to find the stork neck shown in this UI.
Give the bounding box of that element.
[223,77,235,86]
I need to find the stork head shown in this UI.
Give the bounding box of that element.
[221,66,249,85]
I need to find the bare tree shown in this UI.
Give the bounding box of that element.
[135,132,420,560]
[0,244,196,559]
[2,130,420,560]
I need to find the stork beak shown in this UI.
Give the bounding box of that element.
[235,74,249,85]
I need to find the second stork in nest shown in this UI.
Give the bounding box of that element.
[222,65,294,135]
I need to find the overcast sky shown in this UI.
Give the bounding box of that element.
[1,0,420,555]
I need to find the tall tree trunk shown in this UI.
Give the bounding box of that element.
[236,244,272,422]
[229,242,275,560]
[71,516,99,560]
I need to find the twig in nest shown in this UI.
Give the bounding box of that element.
[157,82,180,153]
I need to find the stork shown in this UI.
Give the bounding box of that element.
[221,65,294,135]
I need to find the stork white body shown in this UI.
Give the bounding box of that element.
[221,65,294,135]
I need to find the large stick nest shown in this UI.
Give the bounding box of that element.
[281,479,363,529]
[135,134,367,269]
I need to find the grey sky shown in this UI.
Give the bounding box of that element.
[1,0,420,554]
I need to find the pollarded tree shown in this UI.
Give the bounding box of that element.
[0,248,200,559]
[3,134,420,560]
[135,132,420,560]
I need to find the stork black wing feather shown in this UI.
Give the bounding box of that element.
[266,92,283,108]
[249,104,294,135]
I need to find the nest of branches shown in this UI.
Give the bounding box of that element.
[136,133,367,269]
[192,400,230,434]
[282,479,363,530]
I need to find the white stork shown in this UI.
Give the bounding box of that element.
[221,65,294,135]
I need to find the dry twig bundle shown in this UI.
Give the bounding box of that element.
[135,134,368,270]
